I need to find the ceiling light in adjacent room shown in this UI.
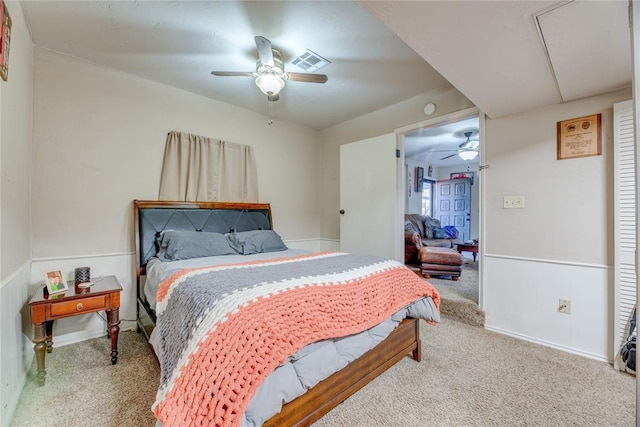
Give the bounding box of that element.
[459,150,478,161]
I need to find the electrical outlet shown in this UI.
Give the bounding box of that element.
[559,299,571,314]
[503,195,525,209]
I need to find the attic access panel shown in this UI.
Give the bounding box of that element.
[536,1,631,102]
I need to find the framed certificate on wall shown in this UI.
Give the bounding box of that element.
[557,113,601,160]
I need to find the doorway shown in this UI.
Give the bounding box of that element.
[401,111,484,325]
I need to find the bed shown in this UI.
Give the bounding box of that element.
[133,200,441,426]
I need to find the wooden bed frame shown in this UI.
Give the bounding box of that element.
[133,199,422,426]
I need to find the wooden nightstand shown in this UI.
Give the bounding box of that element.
[29,275,122,386]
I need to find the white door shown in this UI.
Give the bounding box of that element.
[435,178,472,242]
[340,133,400,260]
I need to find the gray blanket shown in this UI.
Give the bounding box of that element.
[151,252,440,426]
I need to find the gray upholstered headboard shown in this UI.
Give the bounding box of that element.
[133,200,273,272]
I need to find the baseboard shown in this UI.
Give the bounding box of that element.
[51,320,138,348]
[484,324,609,363]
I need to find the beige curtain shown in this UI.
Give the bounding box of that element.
[158,131,258,202]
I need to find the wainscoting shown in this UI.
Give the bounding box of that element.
[483,254,611,362]
[1,262,32,426]
[287,238,340,253]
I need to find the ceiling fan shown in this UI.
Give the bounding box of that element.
[211,36,329,102]
[440,131,479,161]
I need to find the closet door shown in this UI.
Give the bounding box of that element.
[613,99,636,369]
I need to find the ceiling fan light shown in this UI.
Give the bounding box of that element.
[255,74,285,96]
[458,150,478,161]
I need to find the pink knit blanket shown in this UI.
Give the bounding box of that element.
[152,252,439,426]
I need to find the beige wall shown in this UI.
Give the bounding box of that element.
[1,0,33,280]
[1,1,34,424]
[319,86,474,240]
[31,49,322,260]
[484,88,630,266]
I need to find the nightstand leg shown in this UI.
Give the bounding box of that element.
[45,320,54,353]
[107,309,120,364]
[33,323,47,386]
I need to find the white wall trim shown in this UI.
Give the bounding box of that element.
[316,238,340,245]
[282,238,320,243]
[31,251,135,262]
[484,324,608,363]
[484,253,609,270]
[0,260,31,290]
[283,238,340,252]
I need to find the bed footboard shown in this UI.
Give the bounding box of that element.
[264,317,421,427]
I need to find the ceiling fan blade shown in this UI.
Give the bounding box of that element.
[459,141,479,150]
[286,72,328,83]
[254,36,274,67]
[211,71,256,77]
[440,153,458,161]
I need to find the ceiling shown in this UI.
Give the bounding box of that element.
[365,0,631,167]
[363,0,631,119]
[404,116,480,168]
[21,1,450,130]
[20,1,631,162]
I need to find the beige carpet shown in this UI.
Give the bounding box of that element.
[410,257,485,327]
[11,331,158,427]
[11,319,635,426]
[315,318,635,426]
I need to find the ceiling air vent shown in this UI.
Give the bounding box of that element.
[290,49,331,73]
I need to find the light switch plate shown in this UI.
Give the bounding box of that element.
[503,195,525,209]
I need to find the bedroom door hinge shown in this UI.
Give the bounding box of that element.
[396,149,400,158]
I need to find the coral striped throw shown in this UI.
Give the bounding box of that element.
[152,252,439,426]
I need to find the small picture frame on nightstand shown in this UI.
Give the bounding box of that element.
[44,270,69,295]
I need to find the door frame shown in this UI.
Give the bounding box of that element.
[396,107,486,309]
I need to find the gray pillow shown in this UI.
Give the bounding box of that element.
[432,227,447,239]
[423,216,441,239]
[225,230,288,255]
[157,230,237,261]
[404,220,419,234]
